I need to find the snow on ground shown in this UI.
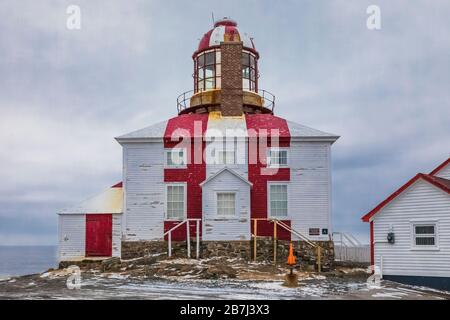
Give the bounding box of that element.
[1,271,449,300]
[1,262,450,300]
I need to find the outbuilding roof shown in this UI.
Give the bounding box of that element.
[430,157,450,176]
[58,182,123,215]
[361,173,450,222]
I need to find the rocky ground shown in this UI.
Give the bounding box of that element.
[1,256,449,300]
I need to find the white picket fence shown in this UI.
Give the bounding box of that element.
[334,245,370,263]
[333,232,370,263]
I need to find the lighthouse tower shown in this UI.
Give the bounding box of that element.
[179,17,273,116]
[57,18,339,267]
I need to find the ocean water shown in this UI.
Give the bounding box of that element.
[0,246,58,278]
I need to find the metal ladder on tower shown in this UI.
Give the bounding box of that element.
[163,218,201,259]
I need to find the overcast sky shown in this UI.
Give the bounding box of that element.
[0,0,449,245]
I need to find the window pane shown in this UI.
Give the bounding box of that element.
[216,50,221,63]
[167,150,185,166]
[205,64,215,78]
[197,55,204,68]
[270,185,288,217]
[250,55,256,68]
[241,52,250,66]
[218,151,235,164]
[416,237,435,246]
[269,150,288,166]
[242,66,250,79]
[243,78,250,90]
[198,80,204,90]
[198,68,204,80]
[167,186,184,219]
[217,193,235,216]
[216,64,221,76]
[250,68,256,81]
[205,78,215,89]
[205,52,215,65]
[416,226,435,234]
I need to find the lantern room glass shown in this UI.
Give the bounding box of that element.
[194,49,257,93]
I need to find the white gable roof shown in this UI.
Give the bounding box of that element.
[200,167,253,187]
[115,120,168,142]
[286,120,339,141]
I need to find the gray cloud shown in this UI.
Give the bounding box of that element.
[0,0,449,244]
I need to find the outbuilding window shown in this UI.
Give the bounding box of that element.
[166,184,186,220]
[268,183,288,217]
[217,192,236,217]
[413,224,436,246]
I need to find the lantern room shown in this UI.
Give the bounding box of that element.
[177,17,275,116]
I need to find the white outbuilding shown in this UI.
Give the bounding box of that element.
[57,183,123,261]
[362,157,450,291]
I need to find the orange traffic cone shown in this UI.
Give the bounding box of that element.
[287,242,296,266]
[283,242,299,287]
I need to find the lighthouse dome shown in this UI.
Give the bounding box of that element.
[196,18,257,55]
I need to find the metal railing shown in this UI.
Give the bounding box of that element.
[163,219,201,259]
[251,218,323,272]
[176,88,276,114]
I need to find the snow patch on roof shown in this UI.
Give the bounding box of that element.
[58,186,123,214]
[115,120,168,140]
[286,120,339,139]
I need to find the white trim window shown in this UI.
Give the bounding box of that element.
[218,150,236,165]
[267,148,289,167]
[268,183,288,217]
[216,192,236,217]
[165,148,187,168]
[413,223,437,247]
[166,184,186,220]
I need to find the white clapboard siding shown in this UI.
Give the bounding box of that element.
[373,180,450,277]
[58,214,85,261]
[289,141,332,241]
[435,164,450,179]
[123,143,165,240]
[202,169,251,241]
[112,214,122,257]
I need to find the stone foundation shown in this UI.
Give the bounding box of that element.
[201,241,251,259]
[252,238,334,271]
[120,239,334,270]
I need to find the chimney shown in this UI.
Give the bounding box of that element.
[220,41,243,116]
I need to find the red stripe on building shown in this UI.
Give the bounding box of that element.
[246,114,291,240]
[163,114,208,240]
